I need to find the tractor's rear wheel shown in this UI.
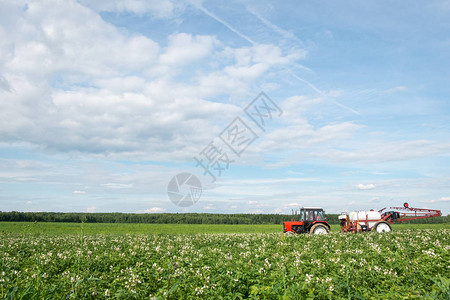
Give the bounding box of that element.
[310,224,329,235]
[373,221,392,233]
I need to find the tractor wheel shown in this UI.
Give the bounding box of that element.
[310,224,329,235]
[373,221,392,233]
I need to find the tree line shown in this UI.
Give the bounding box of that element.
[0,211,448,224]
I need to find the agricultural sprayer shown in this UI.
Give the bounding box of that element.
[338,202,441,233]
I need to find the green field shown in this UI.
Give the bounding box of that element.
[0,222,448,235]
[0,223,449,299]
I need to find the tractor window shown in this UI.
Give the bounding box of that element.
[316,211,325,221]
[307,211,314,221]
[299,211,305,222]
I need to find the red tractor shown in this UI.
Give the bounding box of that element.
[283,207,330,235]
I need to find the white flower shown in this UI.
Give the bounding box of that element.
[305,274,313,283]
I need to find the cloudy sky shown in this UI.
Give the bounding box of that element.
[1,0,449,215]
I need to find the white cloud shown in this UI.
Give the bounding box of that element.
[194,44,303,98]
[0,76,12,92]
[4,3,159,79]
[80,0,179,19]
[143,207,165,213]
[72,190,86,194]
[423,197,450,205]
[159,33,218,66]
[431,197,450,203]
[87,206,97,213]
[357,183,375,190]
[248,201,258,205]
[256,118,365,157]
[1,1,306,162]
[26,201,33,205]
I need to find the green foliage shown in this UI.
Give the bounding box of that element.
[0,222,286,235]
[0,227,449,299]
[0,222,448,236]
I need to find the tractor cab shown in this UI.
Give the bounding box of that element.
[283,207,330,235]
[298,207,326,222]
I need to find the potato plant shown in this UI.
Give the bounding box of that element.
[0,229,449,299]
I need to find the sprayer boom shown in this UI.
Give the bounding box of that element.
[378,202,441,222]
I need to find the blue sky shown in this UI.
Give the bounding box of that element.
[0,0,449,215]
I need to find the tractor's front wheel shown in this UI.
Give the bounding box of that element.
[310,224,329,235]
[373,221,392,233]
